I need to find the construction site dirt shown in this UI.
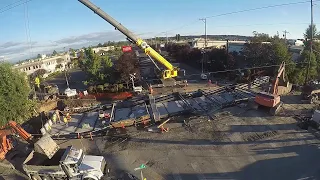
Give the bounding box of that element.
[47,98,320,180]
[1,88,320,180]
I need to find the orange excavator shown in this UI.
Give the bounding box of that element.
[254,62,291,115]
[0,121,33,160]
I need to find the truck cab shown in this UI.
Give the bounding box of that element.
[60,146,106,180]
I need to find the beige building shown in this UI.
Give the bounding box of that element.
[13,54,71,76]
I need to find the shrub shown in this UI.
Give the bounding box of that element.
[118,84,124,92]
[103,83,110,92]
[97,85,104,93]
[88,86,96,93]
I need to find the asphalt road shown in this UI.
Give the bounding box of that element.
[45,68,88,92]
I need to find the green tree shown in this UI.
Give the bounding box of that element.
[115,52,140,87]
[270,41,295,77]
[244,38,295,79]
[97,43,103,47]
[69,48,76,57]
[0,63,37,125]
[52,50,58,56]
[304,24,319,40]
[37,54,41,59]
[82,48,114,84]
[251,31,271,42]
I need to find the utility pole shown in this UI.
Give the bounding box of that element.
[283,30,289,41]
[199,18,207,48]
[166,32,168,44]
[199,18,207,75]
[306,0,313,84]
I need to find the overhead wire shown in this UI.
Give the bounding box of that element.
[154,0,317,37]
[0,0,33,14]
[204,0,316,19]
[127,61,308,84]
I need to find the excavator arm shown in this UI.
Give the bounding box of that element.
[78,0,178,79]
[8,121,33,143]
[0,121,33,160]
[272,62,285,95]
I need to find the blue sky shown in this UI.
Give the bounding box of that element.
[0,0,318,62]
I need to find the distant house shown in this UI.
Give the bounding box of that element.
[287,39,304,46]
[188,38,270,53]
[92,46,115,54]
[13,54,71,76]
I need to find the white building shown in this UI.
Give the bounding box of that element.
[92,46,115,55]
[13,54,71,76]
[288,39,304,46]
[188,38,271,53]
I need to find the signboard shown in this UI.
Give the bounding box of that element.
[122,46,132,52]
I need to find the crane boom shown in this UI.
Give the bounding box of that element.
[78,0,177,79]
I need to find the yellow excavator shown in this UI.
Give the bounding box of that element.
[78,0,182,80]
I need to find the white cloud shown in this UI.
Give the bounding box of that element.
[0,30,160,62]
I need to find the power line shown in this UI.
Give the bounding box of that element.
[0,0,33,14]
[186,62,308,77]
[138,62,308,83]
[205,0,317,19]
[0,0,24,10]
[155,0,317,36]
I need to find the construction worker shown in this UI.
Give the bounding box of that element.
[66,112,71,121]
[63,116,68,127]
[52,113,57,124]
[104,113,110,120]
[149,85,153,94]
[55,109,61,123]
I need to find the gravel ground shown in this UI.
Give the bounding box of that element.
[2,94,320,180]
[92,99,320,180]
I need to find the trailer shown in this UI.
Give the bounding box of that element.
[23,146,107,180]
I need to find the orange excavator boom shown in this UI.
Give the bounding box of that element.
[8,121,33,143]
[271,62,285,95]
[0,121,33,160]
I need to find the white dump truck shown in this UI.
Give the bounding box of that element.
[23,143,107,180]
